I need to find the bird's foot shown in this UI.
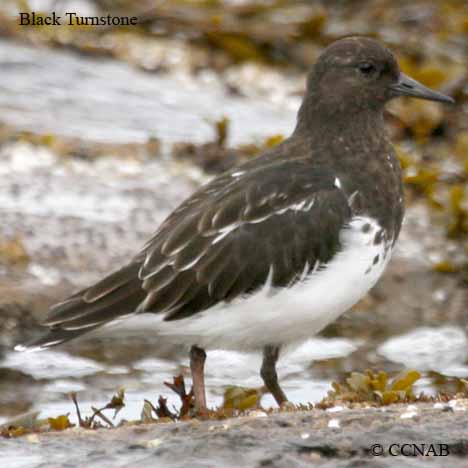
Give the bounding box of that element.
[279,400,296,411]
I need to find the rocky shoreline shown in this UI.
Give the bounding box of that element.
[2,401,468,467]
[1,2,467,465]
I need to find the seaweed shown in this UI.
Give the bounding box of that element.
[4,369,468,438]
[317,369,424,408]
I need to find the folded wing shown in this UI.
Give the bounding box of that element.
[25,159,352,348]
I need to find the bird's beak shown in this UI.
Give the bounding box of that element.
[390,73,454,104]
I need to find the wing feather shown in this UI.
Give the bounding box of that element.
[137,160,352,321]
[28,157,352,349]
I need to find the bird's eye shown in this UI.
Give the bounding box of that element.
[358,62,376,75]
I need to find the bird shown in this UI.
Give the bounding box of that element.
[17,37,454,415]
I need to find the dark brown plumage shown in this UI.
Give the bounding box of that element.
[18,37,454,411]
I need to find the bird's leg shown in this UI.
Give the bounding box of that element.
[260,345,288,406]
[189,345,208,415]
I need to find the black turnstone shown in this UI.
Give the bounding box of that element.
[17,37,454,413]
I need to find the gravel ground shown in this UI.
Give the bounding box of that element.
[2,402,468,468]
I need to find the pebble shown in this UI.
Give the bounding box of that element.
[248,410,268,418]
[328,419,340,429]
[326,405,345,413]
[400,405,418,419]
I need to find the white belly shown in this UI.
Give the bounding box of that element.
[156,216,392,350]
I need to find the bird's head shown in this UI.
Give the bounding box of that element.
[304,36,454,115]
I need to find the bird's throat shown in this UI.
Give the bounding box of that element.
[295,93,386,141]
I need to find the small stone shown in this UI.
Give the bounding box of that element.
[328,418,340,428]
[433,402,446,409]
[142,438,163,448]
[247,410,267,418]
[326,405,345,413]
[448,399,467,411]
[25,434,40,443]
[400,405,418,419]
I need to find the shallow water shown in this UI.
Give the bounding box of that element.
[1,337,353,424]
[0,40,297,145]
[3,324,468,427]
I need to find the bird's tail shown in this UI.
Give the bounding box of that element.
[15,262,145,351]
